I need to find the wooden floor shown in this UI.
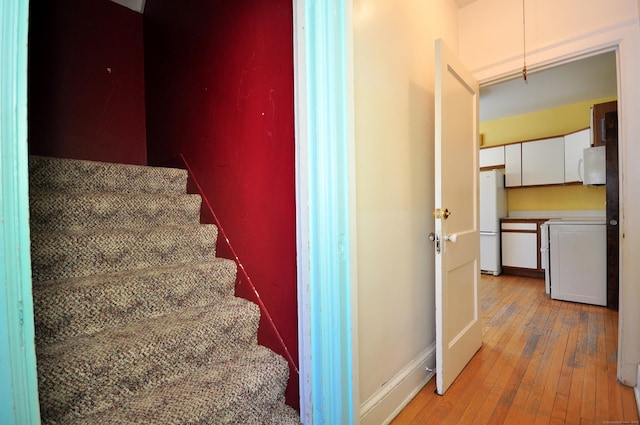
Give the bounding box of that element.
[391,274,639,425]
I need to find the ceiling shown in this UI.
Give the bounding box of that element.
[479,51,617,122]
[454,0,479,6]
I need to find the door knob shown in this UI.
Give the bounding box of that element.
[433,208,451,220]
[444,233,458,243]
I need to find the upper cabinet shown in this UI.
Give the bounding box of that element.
[482,118,608,188]
[479,145,505,168]
[592,101,617,147]
[564,129,591,183]
[504,143,522,187]
[521,137,565,186]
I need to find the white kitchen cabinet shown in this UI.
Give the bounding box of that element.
[502,232,538,269]
[504,143,522,187]
[521,137,565,186]
[564,128,591,183]
[501,219,547,278]
[479,145,505,168]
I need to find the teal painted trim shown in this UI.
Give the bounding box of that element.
[305,1,355,423]
[0,0,41,424]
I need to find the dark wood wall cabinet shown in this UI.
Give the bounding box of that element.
[592,100,617,147]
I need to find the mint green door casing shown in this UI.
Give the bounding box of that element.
[0,0,41,424]
[295,0,357,423]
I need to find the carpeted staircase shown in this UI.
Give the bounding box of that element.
[28,155,301,424]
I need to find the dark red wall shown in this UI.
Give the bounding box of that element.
[28,0,147,165]
[144,0,298,408]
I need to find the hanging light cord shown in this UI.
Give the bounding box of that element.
[522,0,528,82]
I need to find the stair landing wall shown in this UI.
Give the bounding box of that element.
[28,0,147,165]
[144,0,299,409]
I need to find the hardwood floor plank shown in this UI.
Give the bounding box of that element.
[505,292,562,424]
[580,307,598,422]
[389,275,638,425]
[605,311,625,422]
[565,305,588,424]
[501,294,558,425]
[555,302,581,397]
[594,305,609,424]
[550,392,569,425]
[471,278,545,425]
[622,385,640,422]
[526,301,569,425]
[389,379,438,424]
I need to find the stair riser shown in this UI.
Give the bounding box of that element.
[30,192,203,232]
[31,225,218,282]
[38,302,261,422]
[34,259,238,345]
[29,155,188,195]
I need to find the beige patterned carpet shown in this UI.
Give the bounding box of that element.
[29,155,300,424]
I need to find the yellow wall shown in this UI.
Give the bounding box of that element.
[480,96,615,212]
[481,97,615,146]
[508,185,605,211]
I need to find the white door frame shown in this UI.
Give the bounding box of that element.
[473,19,640,387]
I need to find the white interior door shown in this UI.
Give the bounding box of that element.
[433,39,482,395]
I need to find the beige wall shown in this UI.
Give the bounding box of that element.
[459,0,640,387]
[353,0,458,422]
[459,0,637,74]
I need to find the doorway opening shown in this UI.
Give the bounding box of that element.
[477,48,620,359]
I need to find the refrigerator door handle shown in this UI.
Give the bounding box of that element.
[480,231,498,236]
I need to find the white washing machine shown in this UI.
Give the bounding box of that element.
[542,218,607,306]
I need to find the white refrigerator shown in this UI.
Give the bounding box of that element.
[480,170,508,275]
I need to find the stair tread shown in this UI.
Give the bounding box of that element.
[34,258,238,344]
[31,225,219,281]
[38,300,262,422]
[30,155,299,424]
[29,155,188,195]
[29,190,202,231]
[72,345,298,425]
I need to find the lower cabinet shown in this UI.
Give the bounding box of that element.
[501,218,548,279]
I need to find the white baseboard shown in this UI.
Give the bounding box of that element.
[360,343,436,425]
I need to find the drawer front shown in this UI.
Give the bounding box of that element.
[501,222,538,231]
